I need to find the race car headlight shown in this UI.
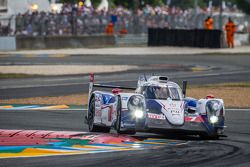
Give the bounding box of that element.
[206,100,222,124]
[128,95,145,118]
[132,96,141,106]
[206,100,221,113]
[211,102,220,111]
[134,110,144,118]
[209,115,219,124]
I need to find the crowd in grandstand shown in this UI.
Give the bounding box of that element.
[0,3,248,36]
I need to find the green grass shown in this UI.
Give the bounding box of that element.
[190,82,250,88]
[200,53,250,56]
[0,73,37,79]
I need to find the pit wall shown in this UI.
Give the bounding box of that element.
[0,33,248,51]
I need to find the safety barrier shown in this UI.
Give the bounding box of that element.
[16,35,116,50]
[0,37,16,51]
[0,35,144,51]
[1,33,248,51]
[115,34,147,46]
[148,28,224,48]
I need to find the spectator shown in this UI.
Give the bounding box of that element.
[0,2,248,37]
[204,16,213,30]
[15,14,24,34]
[105,22,114,35]
[26,24,33,35]
[225,18,237,48]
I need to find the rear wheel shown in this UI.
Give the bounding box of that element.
[88,97,110,133]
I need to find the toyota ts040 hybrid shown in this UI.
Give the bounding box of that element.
[85,74,226,139]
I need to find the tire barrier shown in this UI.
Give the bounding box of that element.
[148,28,223,48]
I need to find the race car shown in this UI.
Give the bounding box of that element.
[85,73,225,139]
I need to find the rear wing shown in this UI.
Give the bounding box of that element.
[88,73,136,101]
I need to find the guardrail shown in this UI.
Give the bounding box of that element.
[0,37,16,51]
[0,33,248,51]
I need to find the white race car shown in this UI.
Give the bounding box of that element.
[85,74,225,139]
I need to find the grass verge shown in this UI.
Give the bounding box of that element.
[0,73,37,79]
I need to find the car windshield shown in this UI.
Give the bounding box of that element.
[140,86,182,100]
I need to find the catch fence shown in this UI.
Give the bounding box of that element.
[0,12,250,36]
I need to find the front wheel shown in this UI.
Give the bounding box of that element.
[115,96,136,135]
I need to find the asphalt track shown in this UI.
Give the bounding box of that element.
[0,109,250,167]
[1,54,250,99]
[0,53,250,166]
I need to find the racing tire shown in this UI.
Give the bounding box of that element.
[115,96,136,135]
[88,97,110,133]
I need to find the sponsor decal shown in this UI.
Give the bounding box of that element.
[100,105,114,122]
[95,109,102,117]
[108,106,113,121]
[159,101,183,116]
[157,101,185,125]
[95,96,102,103]
[185,116,203,123]
[95,103,101,108]
[169,103,177,108]
[170,109,181,115]
[95,94,102,108]
[147,113,166,120]
[122,97,128,101]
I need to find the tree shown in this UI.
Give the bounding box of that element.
[235,0,250,14]
[209,0,250,15]
[58,0,165,8]
[170,0,206,9]
[58,0,250,15]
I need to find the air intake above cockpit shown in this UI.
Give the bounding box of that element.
[148,76,169,83]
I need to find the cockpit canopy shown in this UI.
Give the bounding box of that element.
[138,85,183,100]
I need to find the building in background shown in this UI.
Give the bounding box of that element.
[0,0,51,15]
